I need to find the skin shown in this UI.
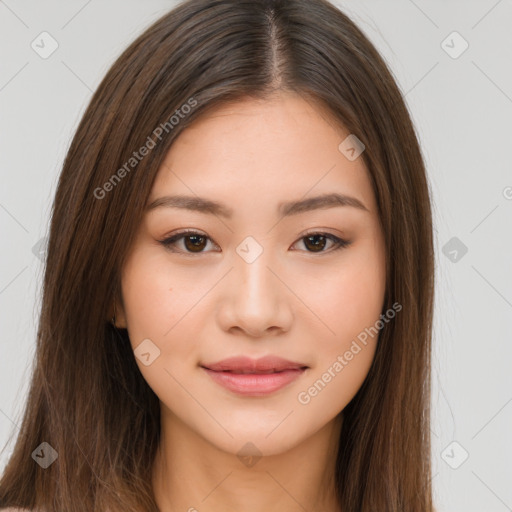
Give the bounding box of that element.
[114,91,386,512]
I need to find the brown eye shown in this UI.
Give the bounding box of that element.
[295,233,351,253]
[303,234,328,252]
[183,234,208,252]
[160,231,217,253]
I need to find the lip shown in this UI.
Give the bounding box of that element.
[201,356,308,396]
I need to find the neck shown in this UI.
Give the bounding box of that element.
[152,407,343,512]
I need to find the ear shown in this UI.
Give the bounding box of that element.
[115,300,128,328]
[108,297,128,329]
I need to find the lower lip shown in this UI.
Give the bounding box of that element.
[202,367,306,396]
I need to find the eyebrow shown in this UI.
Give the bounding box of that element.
[145,192,369,218]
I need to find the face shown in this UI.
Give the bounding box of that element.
[116,91,386,457]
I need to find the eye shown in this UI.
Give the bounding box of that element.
[159,230,351,254]
[159,230,218,254]
[292,231,351,253]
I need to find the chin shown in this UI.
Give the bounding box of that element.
[198,419,318,460]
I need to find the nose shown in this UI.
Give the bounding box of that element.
[216,246,293,338]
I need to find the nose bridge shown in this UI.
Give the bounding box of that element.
[219,237,291,336]
[234,239,277,307]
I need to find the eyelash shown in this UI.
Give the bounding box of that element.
[158,229,351,255]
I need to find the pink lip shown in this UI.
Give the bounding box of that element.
[201,356,308,396]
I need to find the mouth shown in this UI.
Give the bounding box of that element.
[200,355,309,396]
[209,368,305,374]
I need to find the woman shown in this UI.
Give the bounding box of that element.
[0,0,435,510]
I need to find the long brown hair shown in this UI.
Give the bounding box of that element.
[0,0,435,510]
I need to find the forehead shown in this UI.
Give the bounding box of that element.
[150,92,377,216]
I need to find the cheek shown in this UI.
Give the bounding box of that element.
[304,240,385,344]
[120,250,192,353]
[123,268,169,334]
[120,251,201,401]
[295,273,384,415]
[296,237,385,406]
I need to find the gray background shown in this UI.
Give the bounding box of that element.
[1,1,511,510]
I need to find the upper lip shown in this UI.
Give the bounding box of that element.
[201,356,308,374]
